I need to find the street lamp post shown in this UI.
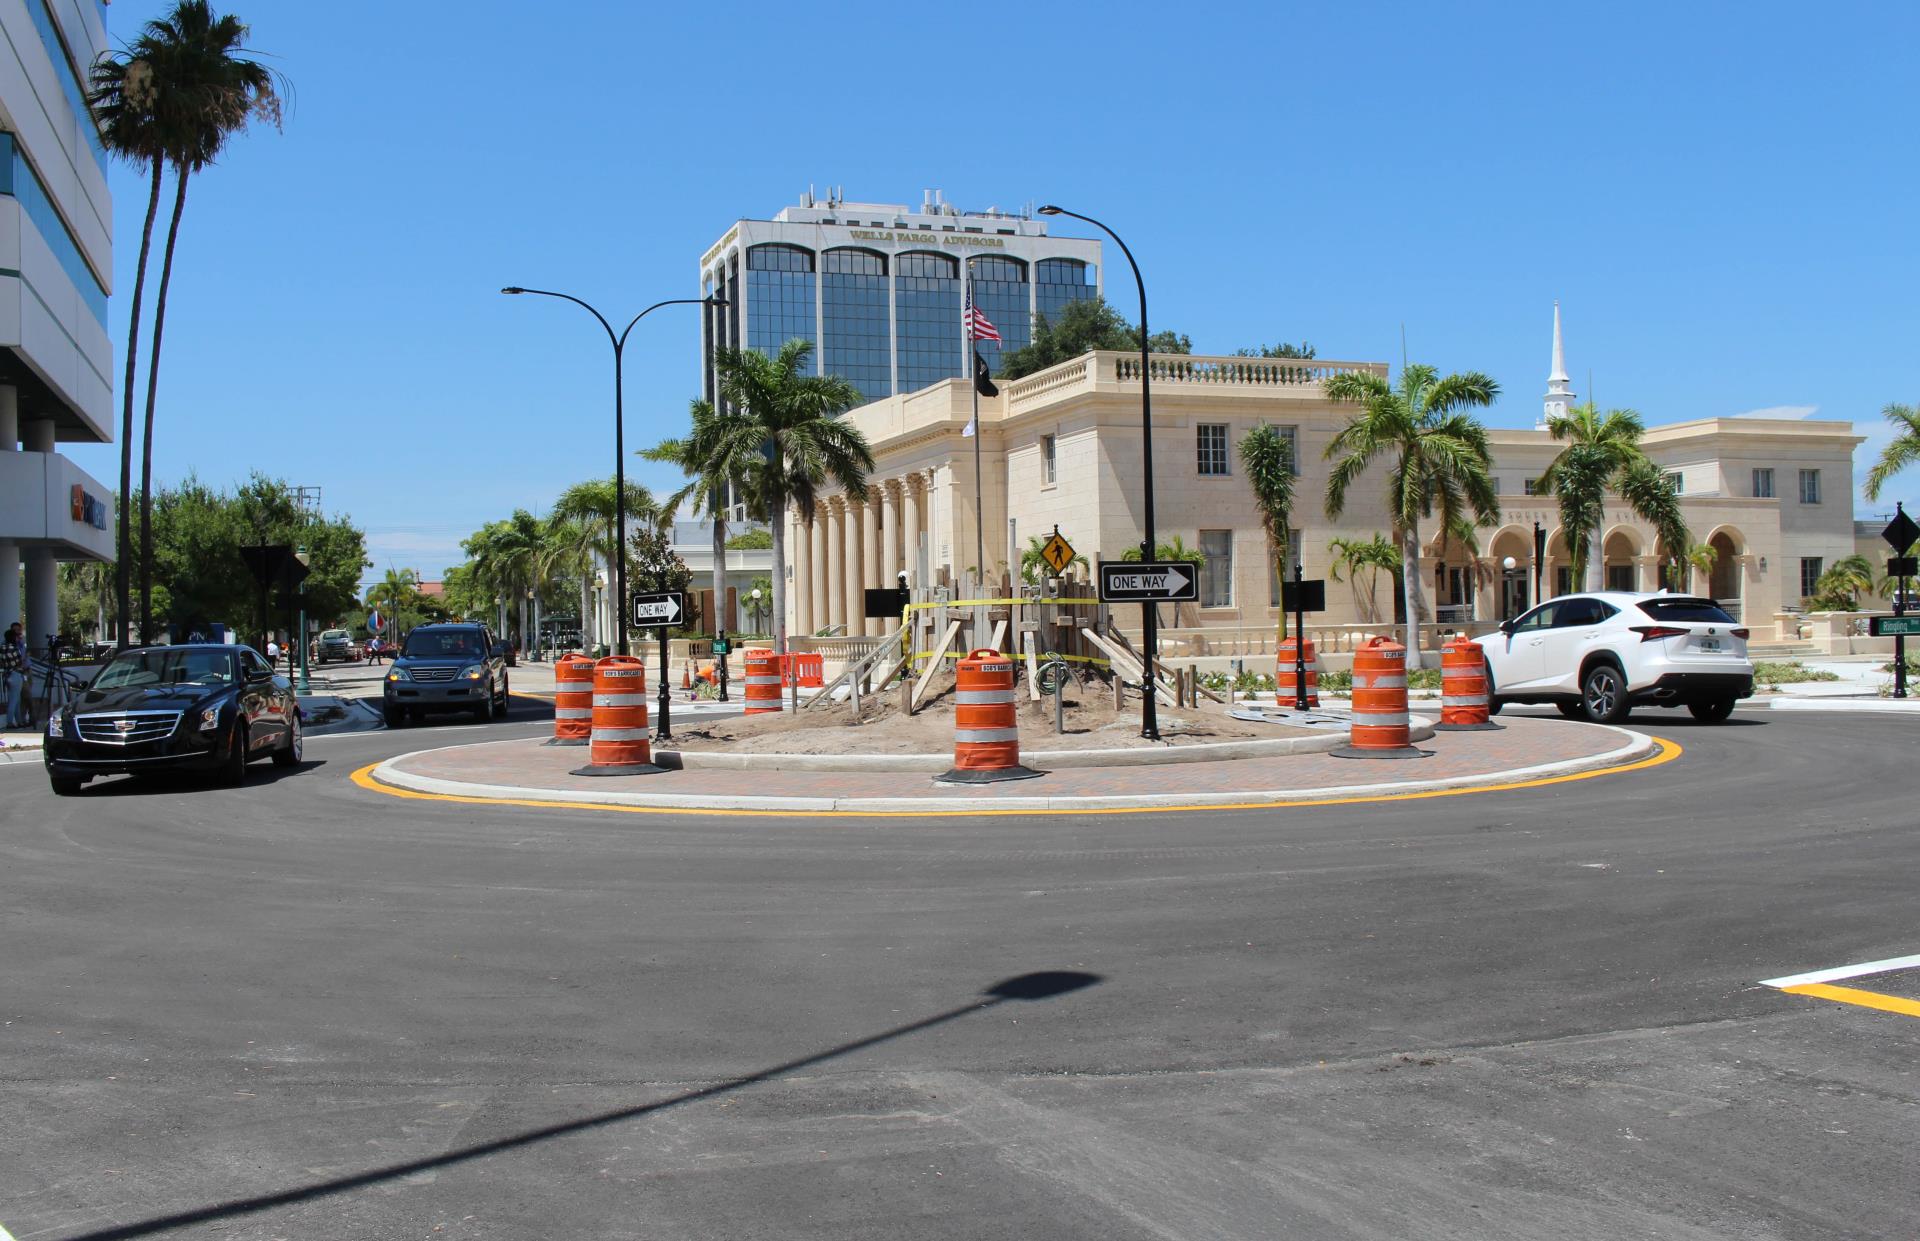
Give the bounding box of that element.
[1037,204,1161,741]
[1531,521,1546,606]
[294,546,310,693]
[501,288,727,657]
[750,587,763,634]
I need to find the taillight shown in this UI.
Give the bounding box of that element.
[1630,625,1687,642]
[1731,628,1749,639]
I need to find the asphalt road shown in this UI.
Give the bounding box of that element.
[1,704,1915,1240]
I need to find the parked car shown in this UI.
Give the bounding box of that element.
[1473,592,1754,724]
[381,622,510,725]
[42,644,300,795]
[316,629,354,664]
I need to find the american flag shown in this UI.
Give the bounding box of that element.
[963,284,1001,343]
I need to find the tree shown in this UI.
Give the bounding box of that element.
[1231,342,1316,359]
[1324,364,1501,668]
[1864,402,1920,502]
[543,516,601,651]
[1810,553,1875,611]
[1239,423,1297,638]
[92,2,285,644]
[644,398,765,641]
[997,296,1191,379]
[462,510,543,643]
[709,340,871,653]
[626,523,693,634]
[745,574,774,634]
[725,528,773,550]
[366,568,422,641]
[1537,403,1687,593]
[1328,534,1401,624]
[550,477,657,648]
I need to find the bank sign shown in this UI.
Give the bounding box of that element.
[70,483,107,530]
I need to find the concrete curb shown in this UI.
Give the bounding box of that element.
[1769,697,1920,714]
[369,725,1657,814]
[653,717,1438,772]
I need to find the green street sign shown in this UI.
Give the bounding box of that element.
[711,637,730,655]
[1870,615,1920,636]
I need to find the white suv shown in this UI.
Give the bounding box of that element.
[1473,592,1754,724]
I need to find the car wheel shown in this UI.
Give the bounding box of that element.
[1687,697,1736,723]
[1556,701,1586,720]
[220,721,250,787]
[473,683,495,722]
[49,775,83,796]
[383,703,405,728]
[1483,668,1502,716]
[273,712,302,766]
[497,674,510,714]
[1579,664,1630,724]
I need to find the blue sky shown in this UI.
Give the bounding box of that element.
[72,1,1920,588]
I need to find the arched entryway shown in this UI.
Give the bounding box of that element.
[1706,527,1745,618]
[1602,527,1643,593]
[1486,526,1536,620]
[1425,529,1482,624]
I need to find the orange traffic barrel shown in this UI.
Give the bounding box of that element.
[1332,636,1425,760]
[743,648,782,715]
[1276,636,1319,709]
[938,648,1043,784]
[570,655,660,776]
[547,652,594,747]
[1436,637,1501,731]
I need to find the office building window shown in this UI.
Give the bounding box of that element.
[1268,530,1305,605]
[1523,478,1539,496]
[1664,472,1684,493]
[1197,423,1230,476]
[1799,469,1821,504]
[1035,257,1096,328]
[1200,530,1233,607]
[895,251,961,393]
[820,248,890,402]
[1274,424,1300,474]
[966,255,1030,374]
[1800,557,1823,598]
[0,135,108,327]
[1041,434,1056,485]
[745,244,816,367]
[1752,468,1774,498]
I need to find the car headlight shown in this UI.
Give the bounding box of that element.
[387,667,411,682]
[198,706,221,732]
[46,714,62,738]
[461,664,483,681]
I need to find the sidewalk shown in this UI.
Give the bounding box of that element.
[368,715,1659,814]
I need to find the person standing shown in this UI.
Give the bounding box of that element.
[266,636,280,666]
[1,622,26,729]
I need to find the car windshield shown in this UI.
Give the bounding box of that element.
[1638,598,1736,623]
[321,630,349,641]
[403,631,485,659]
[92,649,235,690]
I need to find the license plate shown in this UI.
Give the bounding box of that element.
[1699,638,1720,652]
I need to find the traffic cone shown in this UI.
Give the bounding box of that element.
[682,663,691,690]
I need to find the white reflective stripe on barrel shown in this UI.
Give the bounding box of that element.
[955,727,1021,743]
[593,692,650,706]
[1357,675,1407,689]
[1350,711,1410,727]
[1440,694,1487,707]
[591,726,652,741]
[555,707,593,719]
[744,675,782,686]
[956,689,1016,704]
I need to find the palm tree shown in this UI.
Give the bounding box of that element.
[1323,364,1501,667]
[709,341,870,653]
[94,2,285,643]
[1238,422,1296,638]
[1864,402,1920,502]
[543,516,601,652]
[1811,553,1875,611]
[1537,402,1688,593]
[1327,534,1401,623]
[550,478,658,648]
[644,398,763,639]
[366,568,420,642]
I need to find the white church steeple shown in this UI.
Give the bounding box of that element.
[1541,301,1576,429]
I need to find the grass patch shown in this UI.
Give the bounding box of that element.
[1753,661,1840,685]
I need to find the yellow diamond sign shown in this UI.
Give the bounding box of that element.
[1040,530,1076,575]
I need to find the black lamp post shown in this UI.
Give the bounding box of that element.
[501,288,726,657]
[1531,521,1546,606]
[1037,204,1161,741]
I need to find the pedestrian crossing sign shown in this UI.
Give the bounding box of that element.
[1040,529,1076,575]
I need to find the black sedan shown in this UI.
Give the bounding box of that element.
[43,644,301,795]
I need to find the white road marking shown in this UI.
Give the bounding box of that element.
[1760,952,1920,988]
[2,1216,17,1239]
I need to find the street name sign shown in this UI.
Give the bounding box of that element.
[630,591,685,627]
[1882,508,1919,552]
[1099,562,1198,603]
[1871,615,1920,637]
[1040,530,1077,575]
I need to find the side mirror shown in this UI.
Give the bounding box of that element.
[248,667,274,683]
[1498,620,1515,636]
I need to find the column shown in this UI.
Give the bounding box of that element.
[0,386,16,632]
[880,481,903,630]
[862,487,884,636]
[809,509,830,636]
[902,475,923,589]
[1635,555,1659,593]
[1472,561,1494,623]
[792,513,813,637]
[825,499,846,633]
[25,550,56,657]
[842,494,864,637]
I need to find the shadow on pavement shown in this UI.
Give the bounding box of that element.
[56,971,1104,1241]
[75,761,326,797]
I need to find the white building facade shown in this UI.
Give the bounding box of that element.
[0,0,114,651]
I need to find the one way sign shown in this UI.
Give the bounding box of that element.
[630,590,685,627]
[1099,561,1198,603]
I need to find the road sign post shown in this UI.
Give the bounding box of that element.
[1883,503,1917,699]
[1281,564,1328,712]
[631,592,686,739]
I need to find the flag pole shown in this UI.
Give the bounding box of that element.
[968,268,987,590]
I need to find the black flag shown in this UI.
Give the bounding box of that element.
[973,350,999,397]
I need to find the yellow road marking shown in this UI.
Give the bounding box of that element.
[1779,982,1920,1019]
[347,736,1682,820]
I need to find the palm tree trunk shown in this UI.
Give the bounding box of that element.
[769,495,789,654]
[579,563,593,652]
[1586,528,1604,593]
[138,168,191,644]
[116,162,164,649]
[711,509,728,636]
[1401,521,1428,669]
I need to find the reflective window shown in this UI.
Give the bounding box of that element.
[821,248,890,402]
[1041,434,1056,484]
[1512,602,1559,632]
[895,251,960,393]
[0,134,109,326]
[746,244,816,368]
[966,254,1029,373]
[1553,598,1616,627]
[1800,557,1823,598]
[1035,258,1096,328]
[1200,530,1233,607]
[1798,469,1821,504]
